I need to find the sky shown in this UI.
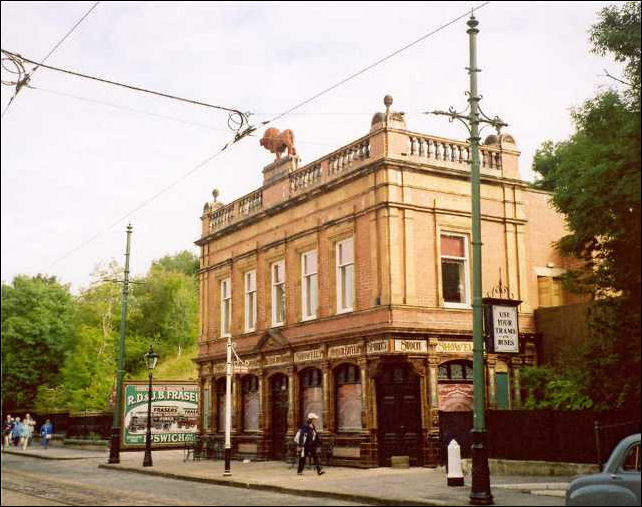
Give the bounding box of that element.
[1,1,627,292]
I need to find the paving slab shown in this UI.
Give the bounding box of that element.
[2,448,107,461]
[99,450,568,506]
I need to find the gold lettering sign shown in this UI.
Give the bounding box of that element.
[328,343,364,359]
[294,348,324,363]
[264,352,291,367]
[435,341,473,353]
[245,357,260,370]
[393,339,428,353]
[366,340,389,354]
[212,363,227,374]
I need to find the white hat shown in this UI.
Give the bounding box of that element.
[308,413,319,420]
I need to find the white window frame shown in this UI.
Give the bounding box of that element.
[440,233,470,309]
[220,277,232,337]
[301,250,318,321]
[244,270,257,332]
[336,237,354,314]
[271,260,285,327]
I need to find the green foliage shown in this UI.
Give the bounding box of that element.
[151,250,199,277]
[590,1,641,107]
[530,2,641,410]
[521,366,594,410]
[2,251,200,413]
[129,262,199,361]
[1,275,73,410]
[131,345,199,381]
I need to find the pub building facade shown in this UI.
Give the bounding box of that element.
[194,96,576,467]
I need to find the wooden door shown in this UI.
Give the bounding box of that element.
[376,364,423,466]
[270,374,289,459]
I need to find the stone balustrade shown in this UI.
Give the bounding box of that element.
[288,135,371,197]
[208,189,263,233]
[406,133,501,170]
[205,128,510,236]
[327,137,370,175]
[290,163,321,194]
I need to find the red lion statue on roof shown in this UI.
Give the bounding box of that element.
[259,128,297,160]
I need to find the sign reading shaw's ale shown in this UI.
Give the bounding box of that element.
[122,381,199,448]
[482,297,522,354]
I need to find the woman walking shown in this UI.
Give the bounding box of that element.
[21,415,33,450]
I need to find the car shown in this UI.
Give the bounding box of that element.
[566,433,641,506]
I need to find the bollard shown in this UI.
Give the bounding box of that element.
[447,439,465,486]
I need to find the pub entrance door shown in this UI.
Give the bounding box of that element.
[376,363,423,466]
[270,374,289,460]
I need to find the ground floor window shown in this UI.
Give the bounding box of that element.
[335,363,362,431]
[216,378,234,432]
[242,375,260,431]
[300,368,323,430]
[438,360,474,411]
[202,387,210,430]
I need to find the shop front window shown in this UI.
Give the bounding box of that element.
[242,375,260,431]
[335,363,362,431]
[300,368,323,430]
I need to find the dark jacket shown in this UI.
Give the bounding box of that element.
[297,422,321,451]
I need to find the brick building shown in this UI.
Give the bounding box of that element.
[194,96,575,467]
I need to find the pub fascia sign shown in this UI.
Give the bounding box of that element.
[482,297,522,354]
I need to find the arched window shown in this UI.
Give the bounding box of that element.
[334,363,362,431]
[300,368,323,431]
[438,360,474,381]
[216,378,234,432]
[437,360,474,412]
[242,375,260,431]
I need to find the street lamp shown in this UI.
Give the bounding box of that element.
[143,344,159,467]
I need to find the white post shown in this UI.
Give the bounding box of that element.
[223,335,232,476]
[447,439,465,486]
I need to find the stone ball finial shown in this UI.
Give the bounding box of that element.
[212,188,220,202]
[384,95,393,108]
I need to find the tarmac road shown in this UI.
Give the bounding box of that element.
[0,453,370,506]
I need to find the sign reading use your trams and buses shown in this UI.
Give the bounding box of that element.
[482,297,522,354]
[122,381,199,448]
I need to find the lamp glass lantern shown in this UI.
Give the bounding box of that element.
[144,346,159,372]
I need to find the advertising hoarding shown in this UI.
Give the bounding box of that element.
[122,381,199,448]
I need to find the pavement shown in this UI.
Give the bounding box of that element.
[3,447,570,505]
[2,447,106,460]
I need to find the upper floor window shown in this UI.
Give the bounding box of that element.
[441,234,469,307]
[301,250,318,320]
[336,238,354,313]
[244,270,257,332]
[220,278,231,337]
[271,260,286,326]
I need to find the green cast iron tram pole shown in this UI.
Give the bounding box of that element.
[467,15,493,506]
[108,223,132,464]
[429,14,506,505]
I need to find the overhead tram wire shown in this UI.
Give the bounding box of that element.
[44,1,492,270]
[0,48,252,134]
[1,1,101,119]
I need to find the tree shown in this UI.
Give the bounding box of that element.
[52,267,123,412]
[1,275,73,410]
[529,2,641,410]
[151,250,199,277]
[129,262,199,361]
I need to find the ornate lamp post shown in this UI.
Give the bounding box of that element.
[143,344,159,467]
[429,14,507,506]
